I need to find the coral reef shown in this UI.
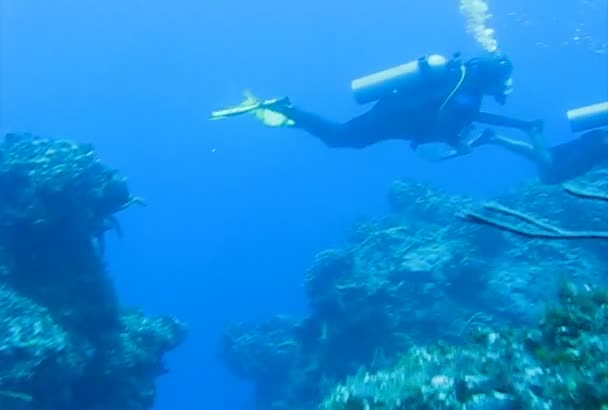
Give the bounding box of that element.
[0,133,186,410]
[221,166,608,410]
[321,282,608,409]
[462,182,608,239]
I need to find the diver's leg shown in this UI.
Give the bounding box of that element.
[474,113,552,165]
[282,107,350,147]
[475,128,552,167]
[487,135,538,160]
[525,124,553,167]
[276,104,386,149]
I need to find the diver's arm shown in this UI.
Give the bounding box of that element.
[474,112,536,130]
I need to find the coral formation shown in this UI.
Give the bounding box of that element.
[221,166,608,410]
[321,282,608,409]
[0,133,185,410]
[462,182,608,239]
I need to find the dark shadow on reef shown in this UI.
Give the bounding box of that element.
[0,133,186,410]
[221,164,608,409]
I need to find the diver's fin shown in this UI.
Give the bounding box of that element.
[210,93,295,127]
[209,90,262,120]
[209,95,289,121]
[209,99,261,120]
[210,103,261,120]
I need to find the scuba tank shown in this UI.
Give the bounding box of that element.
[350,54,464,105]
[567,101,608,132]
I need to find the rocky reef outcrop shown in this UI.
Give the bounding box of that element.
[221,166,608,409]
[0,133,186,410]
[321,282,608,409]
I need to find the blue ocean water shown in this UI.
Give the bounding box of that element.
[0,1,606,409]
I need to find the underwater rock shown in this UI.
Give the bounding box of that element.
[0,285,89,409]
[222,166,608,410]
[320,282,608,409]
[220,316,325,410]
[0,133,185,410]
[0,132,136,339]
[221,316,302,382]
[387,179,474,227]
[69,310,187,410]
[0,132,133,235]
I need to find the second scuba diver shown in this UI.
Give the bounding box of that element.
[471,101,608,184]
[212,50,542,158]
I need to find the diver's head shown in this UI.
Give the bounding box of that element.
[466,51,513,104]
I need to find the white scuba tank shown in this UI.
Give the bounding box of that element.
[351,54,461,105]
[567,101,608,132]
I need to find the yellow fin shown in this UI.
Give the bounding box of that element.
[210,90,295,127]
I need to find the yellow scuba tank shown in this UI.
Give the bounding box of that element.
[350,54,463,106]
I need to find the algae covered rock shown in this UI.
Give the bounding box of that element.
[320,283,608,409]
[222,316,302,381]
[0,132,133,235]
[69,310,187,410]
[0,132,136,339]
[220,316,325,410]
[222,170,608,410]
[0,133,185,410]
[0,285,89,409]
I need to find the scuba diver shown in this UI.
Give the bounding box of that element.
[472,101,608,184]
[211,50,540,157]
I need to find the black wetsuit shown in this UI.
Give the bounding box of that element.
[540,130,608,184]
[282,85,485,149]
[279,58,530,150]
